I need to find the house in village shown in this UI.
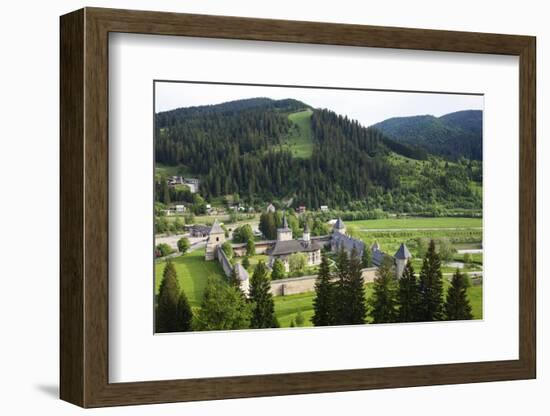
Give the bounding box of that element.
[166,176,200,193]
[266,216,322,272]
[188,224,211,238]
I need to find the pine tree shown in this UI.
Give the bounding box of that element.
[397,261,420,323]
[228,266,241,288]
[332,248,350,325]
[248,261,279,328]
[246,238,256,256]
[176,291,193,331]
[242,256,251,270]
[370,256,398,324]
[444,269,473,321]
[418,240,445,321]
[271,258,286,280]
[346,248,367,324]
[156,261,181,333]
[362,246,372,268]
[312,254,333,326]
[194,278,251,331]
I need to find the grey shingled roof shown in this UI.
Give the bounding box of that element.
[332,232,365,256]
[371,248,386,267]
[268,239,321,256]
[209,219,224,235]
[394,243,412,259]
[333,217,345,230]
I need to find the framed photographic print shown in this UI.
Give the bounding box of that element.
[60,7,536,408]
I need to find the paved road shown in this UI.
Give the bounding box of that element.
[156,233,207,250]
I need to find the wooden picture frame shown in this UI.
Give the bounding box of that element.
[60,7,536,408]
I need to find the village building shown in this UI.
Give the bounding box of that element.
[266,203,276,213]
[166,176,199,193]
[266,216,322,272]
[188,224,211,238]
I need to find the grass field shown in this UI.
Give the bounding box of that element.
[285,109,314,158]
[274,280,483,327]
[155,250,225,308]
[345,217,483,258]
[347,217,482,230]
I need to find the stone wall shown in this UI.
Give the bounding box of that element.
[216,247,233,277]
[232,240,274,257]
[269,266,378,296]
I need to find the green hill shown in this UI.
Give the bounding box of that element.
[373,110,482,161]
[155,98,482,212]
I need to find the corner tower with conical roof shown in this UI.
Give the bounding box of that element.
[394,243,412,278]
[277,214,293,242]
[205,219,226,260]
[333,217,346,235]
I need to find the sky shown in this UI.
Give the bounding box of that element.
[155,81,483,127]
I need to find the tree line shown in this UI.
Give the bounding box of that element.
[156,239,473,333]
[312,239,473,326]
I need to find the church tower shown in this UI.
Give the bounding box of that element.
[205,219,226,260]
[277,214,293,241]
[302,223,311,243]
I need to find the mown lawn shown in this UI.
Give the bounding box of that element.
[347,217,482,230]
[285,109,314,158]
[274,281,482,327]
[155,249,225,308]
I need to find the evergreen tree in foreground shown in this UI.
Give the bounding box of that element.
[397,261,420,323]
[370,256,398,324]
[418,240,445,321]
[312,254,334,326]
[156,261,182,332]
[194,277,251,331]
[228,266,241,288]
[444,269,473,321]
[271,258,286,280]
[176,291,193,331]
[332,248,350,325]
[346,248,367,324]
[362,246,372,268]
[248,261,279,329]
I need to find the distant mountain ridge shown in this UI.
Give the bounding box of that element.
[373,110,482,160]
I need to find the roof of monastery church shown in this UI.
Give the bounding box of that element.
[268,239,322,256]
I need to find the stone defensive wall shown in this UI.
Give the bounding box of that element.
[269,267,378,296]
[216,247,233,278]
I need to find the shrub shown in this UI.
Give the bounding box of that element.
[156,243,174,257]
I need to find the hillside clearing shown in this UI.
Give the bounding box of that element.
[285,109,314,158]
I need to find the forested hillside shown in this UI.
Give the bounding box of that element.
[155,98,482,214]
[373,110,482,161]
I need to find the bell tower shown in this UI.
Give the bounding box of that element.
[277,215,293,241]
